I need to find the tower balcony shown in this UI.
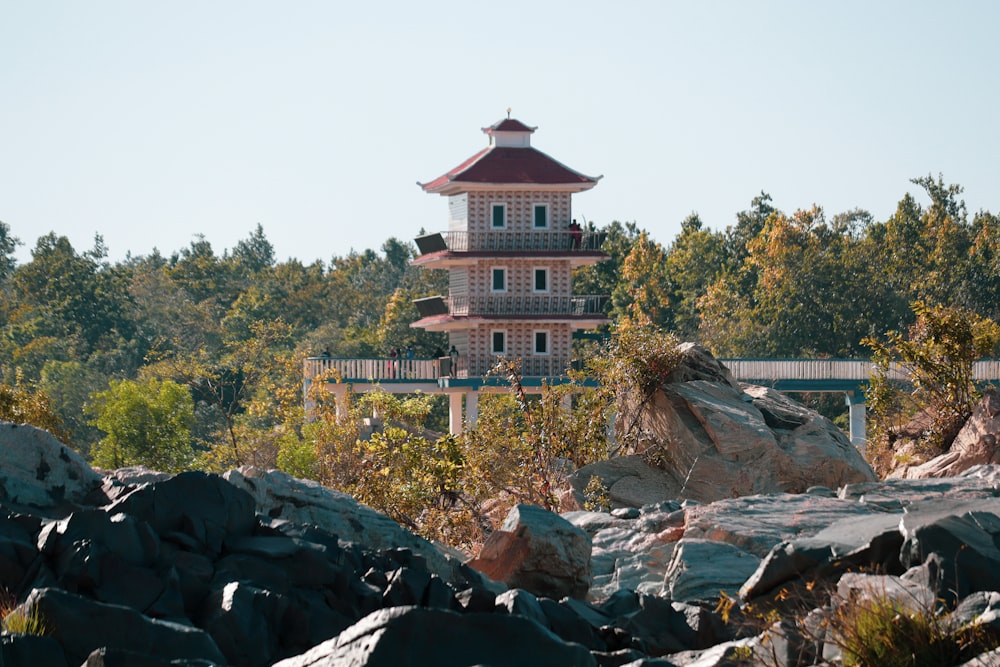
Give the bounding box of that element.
[412,294,609,331]
[304,354,575,382]
[413,230,607,267]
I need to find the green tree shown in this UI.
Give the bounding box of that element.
[148,319,294,467]
[88,377,195,472]
[662,213,726,340]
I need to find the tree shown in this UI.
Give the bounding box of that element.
[88,377,195,472]
[611,231,674,328]
[0,220,20,283]
[662,213,726,340]
[863,302,1000,476]
[148,319,294,467]
[0,371,68,441]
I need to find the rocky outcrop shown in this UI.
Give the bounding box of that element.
[891,388,1000,479]
[0,423,102,510]
[6,422,1000,665]
[572,344,876,506]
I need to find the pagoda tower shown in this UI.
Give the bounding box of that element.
[412,116,609,429]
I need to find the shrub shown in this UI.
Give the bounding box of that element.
[1,603,47,636]
[829,595,992,667]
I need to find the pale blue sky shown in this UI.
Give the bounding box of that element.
[2,1,998,265]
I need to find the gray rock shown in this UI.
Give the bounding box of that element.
[106,471,256,557]
[1,631,69,667]
[682,492,882,558]
[469,503,592,600]
[223,467,464,582]
[82,646,221,665]
[16,587,226,667]
[569,456,684,509]
[565,506,682,600]
[642,380,875,504]
[664,539,760,602]
[959,647,1000,667]
[271,606,598,667]
[199,580,289,667]
[0,422,102,508]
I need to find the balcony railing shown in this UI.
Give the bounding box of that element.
[304,355,573,382]
[415,229,606,255]
[414,294,608,319]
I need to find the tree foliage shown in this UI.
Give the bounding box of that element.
[88,377,195,472]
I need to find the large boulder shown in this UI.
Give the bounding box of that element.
[15,587,226,666]
[891,389,1000,479]
[272,606,598,667]
[468,504,592,599]
[223,467,465,582]
[0,422,102,509]
[626,344,875,503]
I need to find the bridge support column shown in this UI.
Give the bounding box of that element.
[466,391,479,427]
[448,392,464,435]
[846,391,866,452]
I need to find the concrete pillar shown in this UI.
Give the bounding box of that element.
[466,391,479,427]
[846,391,866,452]
[333,387,349,420]
[449,392,464,435]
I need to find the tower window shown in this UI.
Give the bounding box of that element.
[534,330,549,355]
[533,268,549,292]
[492,330,507,355]
[491,267,507,292]
[491,203,506,229]
[533,204,549,229]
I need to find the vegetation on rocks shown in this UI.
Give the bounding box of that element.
[864,301,1000,476]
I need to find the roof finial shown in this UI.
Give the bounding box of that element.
[506,107,511,119]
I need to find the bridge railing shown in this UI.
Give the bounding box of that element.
[720,359,1000,383]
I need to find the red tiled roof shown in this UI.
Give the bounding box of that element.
[421,146,597,191]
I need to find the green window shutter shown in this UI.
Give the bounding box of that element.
[534,205,547,228]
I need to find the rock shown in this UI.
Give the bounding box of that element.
[681,492,881,558]
[569,456,684,509]
[1,632,69,667]
[565,505,682,600]
[898,497,1000,603]
[960,648,1000,667]
[106,471,256,557]
[223,467,463,582]
[951,591,1000,654]
[663,539,760,602]
[82,647,221,666]
[609,344,876,505]
[16,587,226,667]
[643,380,875,503]
[665,343,740,388]
[468,504,592,599]
[495,588,550,629]
[892,389,1000,479]
[0,511,42,596]
[0,422,102,509]
[199,580,289,667]
[835,572,937,613]
[271,606,598,667]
